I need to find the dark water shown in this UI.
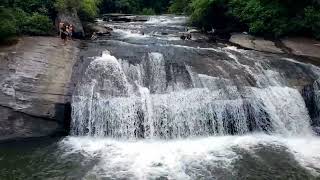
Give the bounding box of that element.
[0,137,101,180]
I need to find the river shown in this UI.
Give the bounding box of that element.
[1,15,320,180]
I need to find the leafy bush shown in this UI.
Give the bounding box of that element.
[141,8,156,15]
[55,0,101,21]
[79,0,101,21]
[113,0,141,14]
[21,13,53,35]
[14,0,52,14]
[169,0,192,14]
[303,6,320,39]
[54,0,81,11]
[99,0,171,15]
[190,0,242,32]
[0,8,17,40]
[0,0,55,41]
[228,0,305,37]
[182,0,320,38]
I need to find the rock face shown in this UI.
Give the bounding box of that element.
[84,22,112,36]
[0,36,80,141]
[56,9,85,38]
[281,38,320,58]
[230,33,284,54]
[0,106,59,141]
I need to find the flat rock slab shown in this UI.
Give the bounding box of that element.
[230,33,284,54]
[281,38,320,59]
[0,36,79,141]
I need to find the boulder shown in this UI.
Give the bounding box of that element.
[0,36,80,141]
[56,9,85,38]
[230,33,284,54]
[85,23,113,36]
[281,37,320,59]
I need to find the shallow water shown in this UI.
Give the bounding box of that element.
[0,135,320,179]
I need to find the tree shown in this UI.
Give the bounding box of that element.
[0,7,17,40]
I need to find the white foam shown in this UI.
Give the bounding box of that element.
[71,50,315,138]
[146,16,187,26]
[224,46,247,53]
[114,29,149,39]
[159,44,222,52]
[60,135,320,179]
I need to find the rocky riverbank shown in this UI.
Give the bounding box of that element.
[0,36,80,142]
[229,33,320,61]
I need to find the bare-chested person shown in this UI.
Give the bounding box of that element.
[60,25,68,45]
[59,22,65,36]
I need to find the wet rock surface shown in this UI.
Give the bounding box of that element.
[84,22,113,37]
[72,16,320,138]
[229,33,284,54]
[0,36,80,141]
[281,37,320,58]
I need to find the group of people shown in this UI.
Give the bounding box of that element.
[59,22,74,44]
[180,27,192,40]
[180,33,192,40]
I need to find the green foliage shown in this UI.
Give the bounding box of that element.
[54,0,101,21]
[141,8,156,15]
[0,0,54,41]
[169,0,192,14]
[189,0,240,31]
[182,0,320,38]
[114,0,140,13]
[228,0,305,37]
[79,0,101,21]
[0,7,17,40]
[99,0,171,14]
[14,0,53,14]
[21,13,52,35]
[190,0,216,27]
[303,6,320,39]
[54,0,81,11]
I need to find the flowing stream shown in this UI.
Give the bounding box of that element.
[1,15,320,180]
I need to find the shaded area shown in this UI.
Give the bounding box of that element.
[0,137,98,180]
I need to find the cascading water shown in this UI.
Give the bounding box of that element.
[66,16,320,179]
[71,51,314,138]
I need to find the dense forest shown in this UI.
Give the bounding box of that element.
[171,0,320,38]
[1,0,320,42]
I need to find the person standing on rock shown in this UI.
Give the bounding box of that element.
[91,32,97,40]
[68,25,74,40]
[59,22,65,37]
[66,25,70,37]
[60,25,68,45]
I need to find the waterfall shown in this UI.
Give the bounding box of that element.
[62,16,320,179]
[71,50,315,139]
